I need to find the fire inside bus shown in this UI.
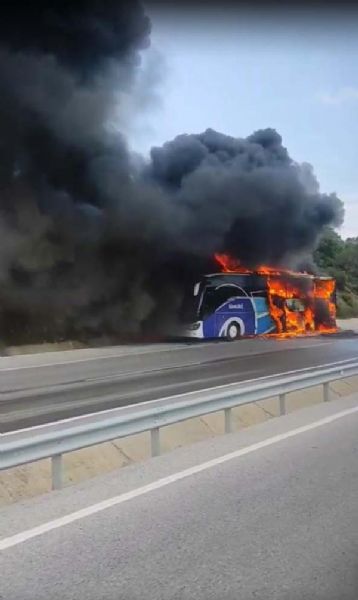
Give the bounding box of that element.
[179,254,337,340]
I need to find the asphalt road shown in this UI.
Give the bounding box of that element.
[1,395,357,599]
[1,333,358,432]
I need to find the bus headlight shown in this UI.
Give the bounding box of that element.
[188,322,201,330]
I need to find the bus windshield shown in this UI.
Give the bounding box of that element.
[178,281,202,323]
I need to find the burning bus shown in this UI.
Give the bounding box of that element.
[179,254,337,340]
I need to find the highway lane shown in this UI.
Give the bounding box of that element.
[1,395,358,599]
[1,334,358,432]
[1,334,353,392]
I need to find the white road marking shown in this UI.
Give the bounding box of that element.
[0,336,345,372]
[0,360,206,396]
[0,344,208,372]
[0,341,336,389]
[1,404,357,551]
[4,356,358,436]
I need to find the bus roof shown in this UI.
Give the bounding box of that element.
[203,271,315,280]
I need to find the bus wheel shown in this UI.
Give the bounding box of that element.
[226,323,241,341]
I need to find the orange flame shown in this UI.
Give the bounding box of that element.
[214,253,306,277]
[214,253,336,337]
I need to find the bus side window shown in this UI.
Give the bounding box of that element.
[285,298,305,312]
[215,286,240,309]
[201,286,239,318]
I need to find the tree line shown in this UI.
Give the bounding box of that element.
[314,229,358,318]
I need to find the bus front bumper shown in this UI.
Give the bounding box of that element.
[181,321,204,339]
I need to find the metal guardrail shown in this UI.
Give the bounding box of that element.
[1,358,358,490]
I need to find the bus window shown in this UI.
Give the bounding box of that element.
[285,298,305,312]
[200,288,216,318]
[179,285,201,323]
[201,285,240,318]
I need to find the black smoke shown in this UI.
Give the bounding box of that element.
[0,1,344,343]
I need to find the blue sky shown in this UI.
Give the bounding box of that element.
[129,7,358,238]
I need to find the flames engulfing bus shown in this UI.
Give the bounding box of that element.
[179,255,336,340]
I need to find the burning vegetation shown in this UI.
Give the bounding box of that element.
[214,253,337,337]
[0,1,344,344]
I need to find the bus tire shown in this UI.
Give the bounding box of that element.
[226,322,241,341]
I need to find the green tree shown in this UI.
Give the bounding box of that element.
[314,228,344,272]
[315,229,358,317]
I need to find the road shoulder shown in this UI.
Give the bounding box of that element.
[1,392,358,542]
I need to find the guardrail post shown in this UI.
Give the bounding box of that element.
[279,393,286,416]
[224,408,233,433]
[151,427,161,457]
[323,382,331,403]
[52,454,63,490]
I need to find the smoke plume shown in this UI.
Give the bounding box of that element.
[0,1,344,342]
